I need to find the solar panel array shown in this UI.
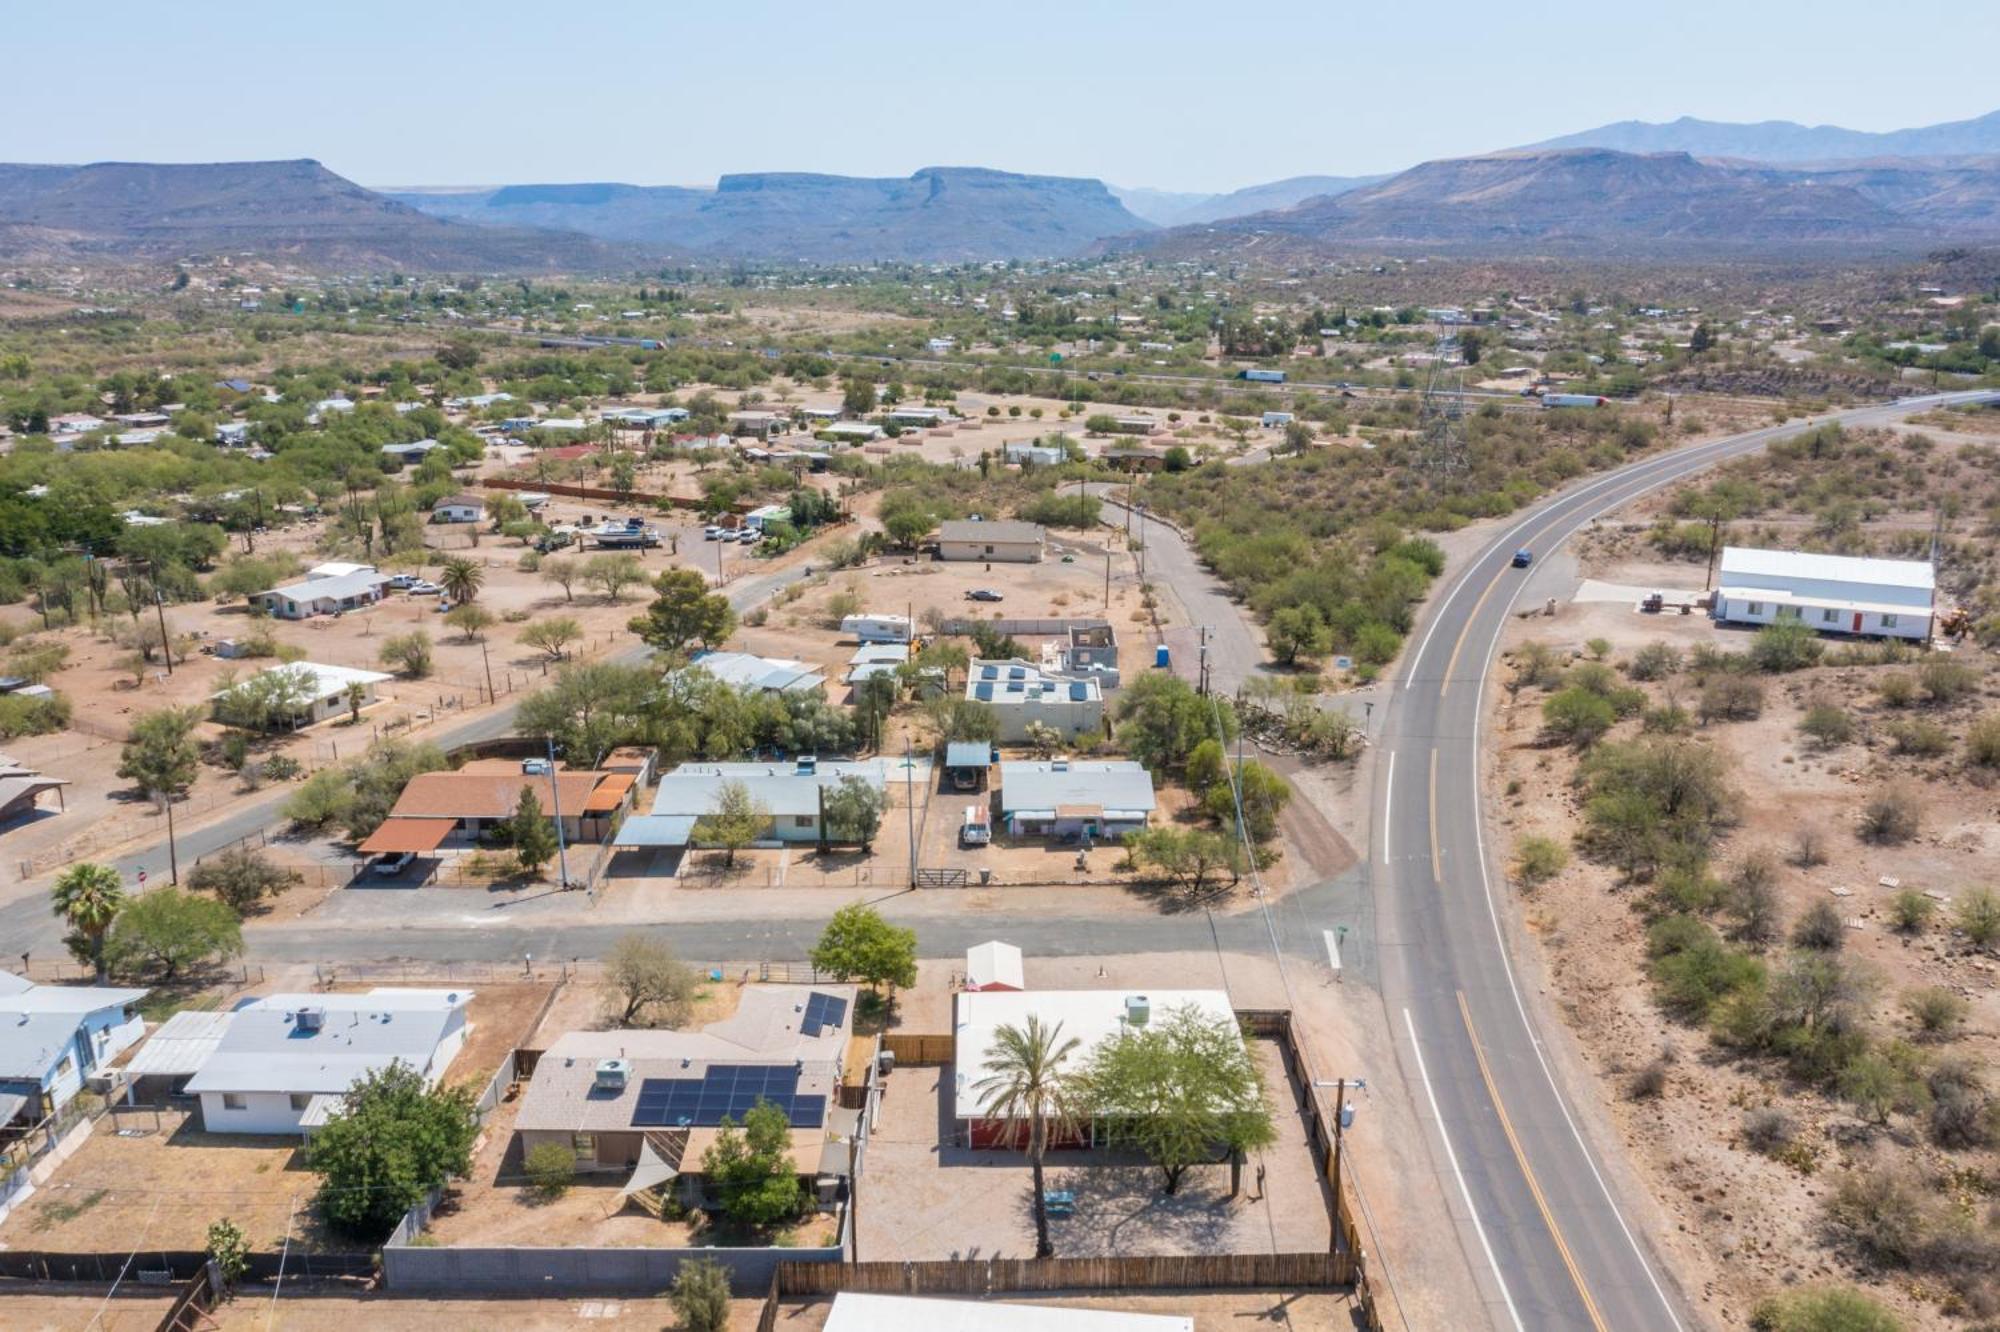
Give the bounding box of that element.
[631,1065,826,1129]
[799,991,848,1038]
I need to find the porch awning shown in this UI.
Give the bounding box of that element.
[618,1137,680,1199]
[357,818,454,855]
[614,814,696,848]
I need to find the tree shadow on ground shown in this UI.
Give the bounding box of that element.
[1025,1158,1242,1257]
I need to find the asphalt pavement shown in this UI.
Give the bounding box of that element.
[1375,389,1999,1331]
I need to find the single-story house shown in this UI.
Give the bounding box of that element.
[250,568,390,619]
[615,756,916,851]
[121,1008,235,1103]
[381,439,445,467]
[359,761,633,856]
[967,659,1103,743]
[431,494,485,524]
[996,758,1154,841]
[964,941,1024,992]
[1002,441,1066,468]
[687,650,826,697]
[446,392,513,410]
[210,662,392,730]
[821,421,884,443]
[886,406,949,427]
[799,406,842,423]
[824,1293,1191,1332]
[185,989,472,1136]
[844,642,909,685]
[953,989,1238,1148]
[1713,546,1934,640]
[535,417,589,433]
[603,407,689,429]
[1108,417,1160,436]
[729,410,789,439]
[0,755,68,823]
[513,984,861,1209]
[937,519,1045,564]
[215,422,253,446]
[0,975,148,1126]
[1103,447,1168,473]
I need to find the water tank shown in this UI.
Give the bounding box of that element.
[1125,995,1150,1027]
[1154,644,1170,668]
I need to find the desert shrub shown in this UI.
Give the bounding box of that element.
[1792,900,1846,952]
[1654,863,1726,915]
[1957,887,2000,948]
[1858,787,1920,844]
[1579,739,1739,877]
[1824,1160,1931,1268]
[1742,1106,1794,1156]
[524,1142,576,1199]
[1918,658,1979,705]
[1799,702,1854,748]
[1641,701,1692,734]
[1876,672,1917,708]
[1904,986,1967,1039]
[1792,825,1828,868]
[1728,852,1782,946]
[670,1257,732,1332]
[1925,1060,1994,1148]
[1647,916,1764,1022]
[1968,713,2000,767]
[1585,636,1612,661]
[1749,1285,1901,1332]
[1627,641,1682,682]
[1700,675,1764,722]
[1513,835,1568,887]
[1750,620,1825,672]
[1888,890,1935,933]
[1885,717,1950,757]
[1510,641,1564,691]
[1627,1057,1670,1100]
[1542,687,1617,747]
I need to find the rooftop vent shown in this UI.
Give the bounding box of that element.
[294,1006,325,1033]
[594,1058,631,1092]
[522,758,552,776]
[1051,756,1069,772]
[796,755,817,776]
[1124,995,1150,1027]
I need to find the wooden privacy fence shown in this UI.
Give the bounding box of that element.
[0,1250,372,1284]
[882,1033,953,1066]
[775,1251,1350,1298]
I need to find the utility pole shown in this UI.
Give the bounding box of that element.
[904,738,916,889]
[545,738,573,890]
[480,638,496,704]
[164,796,179,886]
[152,585,174,676]
[1703,514,1724,592]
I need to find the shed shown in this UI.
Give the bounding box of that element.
[964,941,1024,993]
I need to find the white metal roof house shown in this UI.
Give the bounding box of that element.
[249,568,389,619]
[431,493,486,524]
[967,659,1103,743]
[616,756,921,851]
[0,978,148,1126]
[953,989,1237,1148]
[937,519,1045,564]
[996,758,1154,840]
[184,989,472,1136]
[210,662,392,729]
[1713,546,1934,641]
[686,650,826,697]
[825,1293,1190,1332]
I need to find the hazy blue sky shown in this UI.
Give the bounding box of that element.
[9,0,1996,192]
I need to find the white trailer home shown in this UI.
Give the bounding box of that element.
[1713,547,1934,641]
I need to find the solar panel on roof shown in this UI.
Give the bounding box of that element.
[1069,681,1087,700]
[800,992,848,1038]
[631,1065,812,1128]
[1008,666,1026,679]
[981,665,998,680]
[974,683,993,701]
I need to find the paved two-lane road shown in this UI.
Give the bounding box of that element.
[1378,389,1999,1330]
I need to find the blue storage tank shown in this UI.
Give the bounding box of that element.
[1154,644,1171,668]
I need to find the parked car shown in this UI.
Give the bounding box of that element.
[407,579,442,595]
[386,573,418,590]
[960,805,991,847]
[369,852,415,877]
[703,525,725,541]
[1511,549,1534,568]
[735,528,761,544]
[966,588,1004,602]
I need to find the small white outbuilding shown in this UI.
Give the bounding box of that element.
[964,940,1024,992]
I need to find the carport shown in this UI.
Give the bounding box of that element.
[357,818,454,859]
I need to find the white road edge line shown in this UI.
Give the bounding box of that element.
[1403,1006,1525,1332]
[1382,751,1395,863]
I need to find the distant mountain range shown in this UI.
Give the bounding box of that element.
[5,108,2000,270]
[0,160,619,270]
[1527,109,2000,163]
[389,168,1149,263]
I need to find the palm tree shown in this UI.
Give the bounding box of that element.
[51,863,127,983]
[439,556,483,605]
[972,1015,1084,1259]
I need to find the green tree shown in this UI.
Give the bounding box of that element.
[311,1063,480,1240]
[700,1099,803,1229]
[604,932,701,1026]
[509,786,559,876]
[1267,604,1331,666]
[582,551,647,601]
[103,889,243,981]
[539,557,579,602]
[205,1218,250,1293]
[442,603,493,641]
[1204,759,1291,847]
[971,1014,1084,1258]
[1082,1003,1276,1195]
[211,664,317,731]
[1125,826,1245,897]
[186,846,300,916]
[515,662,659,767]
[1115,672,1235,775]
[692,779,766,867]
[379,630,435,678]
[521,615,582,661]
[821,774,886,850]
[439,556,484,604]
[1749,1285,1900,1332]
[841,374,877,418]
[117,706,202,808]
[810,902,918,992]
[51,862,127,983]
[1542,687,1617,748]
[670,1257,732,1332]
[524,1142,576,1199]
[630,569,735,656]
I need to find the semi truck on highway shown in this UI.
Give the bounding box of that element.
[1540,393,1609,408]
[1238,368,1287,383]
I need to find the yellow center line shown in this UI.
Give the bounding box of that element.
[1440,561,1510,698]
[1428,749,1441,882]
[1457,990,1609,1332]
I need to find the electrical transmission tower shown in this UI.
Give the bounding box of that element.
[1416,333,1470,483]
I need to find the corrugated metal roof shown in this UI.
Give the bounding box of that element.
[184,992,469,1096]
[944,742,991,769]
[614,814,697,848]
[998,762,1154,818]
[124,1010,235,1078]
[1718,546,1933,591]
[937,519,1044,545]
[583,772,637,812]
[357,817,455,855]
[388,770,609,821]
[824,1293,1191,1332]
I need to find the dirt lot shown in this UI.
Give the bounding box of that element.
[0,1286,179,1331]
[1487,512,2000,1328]
[857,1039,1330,1263]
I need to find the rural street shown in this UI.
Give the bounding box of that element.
[1377,388,1999,1331]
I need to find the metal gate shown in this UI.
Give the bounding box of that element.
[915,868,968,889]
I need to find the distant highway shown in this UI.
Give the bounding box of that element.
[1378,388,1999,1330]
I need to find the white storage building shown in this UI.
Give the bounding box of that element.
[1713,547,1934,641]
